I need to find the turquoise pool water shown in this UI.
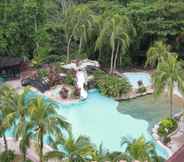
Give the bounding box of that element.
[56,90,169,159]
[5,89,169,159]
[123,72,152,89]
[118,94,183,129]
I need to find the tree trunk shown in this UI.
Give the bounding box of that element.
[67,35,72,63]
[113,42,120,72]
[34,13,39,53]
[78,37,82,55]
[169,87,173,118]
[110,45,115,74]
[99,48,102,60]
[3,134,8,151]
[39,129,43,162]
[23,150,26,162]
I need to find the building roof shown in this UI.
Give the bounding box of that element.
[0,57,25,69]
[166,145,184,162]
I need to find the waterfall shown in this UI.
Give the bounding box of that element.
[76,70,88,100]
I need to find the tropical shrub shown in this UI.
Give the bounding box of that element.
[45,132,95,162]
[63,73,75,86]
[0,150,15,162]
[137,86,146,94]
[37,68,48,79]
[94,70,131,97]
[121,136,158,162]
[158,118,177,137]
[94,69,106,79]
[105,152,132,162]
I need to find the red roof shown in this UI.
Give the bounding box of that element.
[167,145,184,162]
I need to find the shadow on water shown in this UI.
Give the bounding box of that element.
[117,94,184,131]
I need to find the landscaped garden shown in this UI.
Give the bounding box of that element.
[1,0,184,162]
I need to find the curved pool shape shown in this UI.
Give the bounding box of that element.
[57,90,169,159]
[5,89,169,159]
[123,72,152,89]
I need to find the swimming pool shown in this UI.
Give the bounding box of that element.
[123,72,152,89]
[118,94,184,129]
[56,90,169,159]
[5,89,170,159]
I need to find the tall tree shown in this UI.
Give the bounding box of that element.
[153,54,184,117]
[14,88,32,161]
[28,96,70,162]
[63,5,94,63]
[145,41,171,67]
[0,85,16,151]
[96,13,134,74]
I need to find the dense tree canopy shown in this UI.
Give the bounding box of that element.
[1,0,184,67]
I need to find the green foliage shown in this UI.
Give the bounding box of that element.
[28,96,70,162]
[121,136,158,162]
[63,4,95,62]
[137,86,146,93]
[45,131,95,162]
[0,150,15,162]
[37,68,48,79]
[105,151,132,162]
[158,118,177,137]
[95,13,135,73]
[0,82,163,162]
[1,0,184,68]
[94,70,131,97]
[145,41,171,67]
[0,0,47,58]
[153,54,184,117]
[63,73,75,86]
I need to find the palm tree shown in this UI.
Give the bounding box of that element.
[0,85,16,151]
[106,151,132,162]
[0,86,33,160]
[63,6,76,63]
[92,144,132,162]
[19,124,32,162]
[153,54,184,117]
[63,5,94,63]
[96,13,133,74]
[45,131,95,162]
[121,136,157,162]
[28,96,70,162]
[145,41,171,67]
[72,5,94,56]
[91,143,107,162]
[14,88,33,161]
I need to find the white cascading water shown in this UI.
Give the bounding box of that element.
[76,70,88,99]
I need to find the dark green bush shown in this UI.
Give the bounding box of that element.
[137,86,146,93]
[94,70,131,97]
[0,150,15,162]
[37,68,48,79]
[64,73,75,86]
[158,118,177,137]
